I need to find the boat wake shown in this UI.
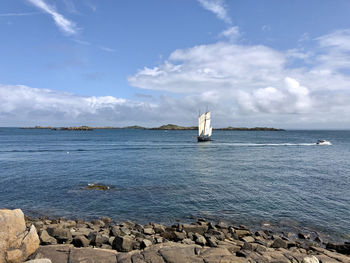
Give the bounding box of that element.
[216,143,317,147]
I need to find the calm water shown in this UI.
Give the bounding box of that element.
[0,128,349,240]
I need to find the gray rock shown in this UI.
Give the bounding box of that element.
[73,235,90,247]
[101,217,112,225]
[194,233,207,246]
[39,229,57,245]
[46,227,72,244]
[120,226,131,236]
[206,229,225,241]
[153,223,165,234]
[234,229,251,238]
[33,244,72,263]
[112,235,133,252]
[182,238,195,245]
[143,227,155,235]
[271,237,288,249]
[182,224,208,235]
[69,247,117,263]
[71,227,92,237]
[206,236,218,247]
[241,236,255,243]
[298,232,310,239]
[173,231,186,241]
[255,230,269,239]
[326,242,350,255]
[141,239,153,248]
[216,221,228,229]
[110,226,121,236]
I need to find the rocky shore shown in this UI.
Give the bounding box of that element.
[1,209,349,263]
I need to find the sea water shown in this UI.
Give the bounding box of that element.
[0,128,349,240]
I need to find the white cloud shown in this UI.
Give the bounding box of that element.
[27,0,77,35]
[0,12,42,17]
[0,84,155,126]
[197,0,231,24]
[219,26,240,41]
[128,29,350,128]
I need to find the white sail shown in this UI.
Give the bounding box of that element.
[204,112,211,136]
[198,113,206,136]
[208,127,212,137]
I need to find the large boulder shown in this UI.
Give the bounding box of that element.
[0,209,40,263]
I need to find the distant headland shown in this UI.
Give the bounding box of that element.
[21,124,285,131]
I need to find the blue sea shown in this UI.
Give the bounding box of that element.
[0,128,349,241]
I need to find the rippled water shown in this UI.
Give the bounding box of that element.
[0,128,349,240]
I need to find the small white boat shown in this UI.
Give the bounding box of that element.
[316,140,332,146]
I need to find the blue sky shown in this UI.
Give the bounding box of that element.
[1,0,350,128]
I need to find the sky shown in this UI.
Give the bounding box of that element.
[1,0,350,128]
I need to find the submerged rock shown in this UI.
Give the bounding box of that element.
[84,183,115,191]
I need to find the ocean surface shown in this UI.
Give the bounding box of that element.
[0,128,349,241]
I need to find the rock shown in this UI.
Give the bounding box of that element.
[216,221,228,229]
[143,227,155,235]
[101,217,112,225]
[122,220,135,228]
[143,250,166,263]
[303,255,319,263]
[255,230,269,239]
[242,242,258,251]
[182,238,195,245]
[326,242,350,255]
[91,219,105,228]
[69,247,117,263]
[152,223,165,234]
[120,227,131,236]
[32,244,73,263]
[159,243,202,263]
[206,236,218,247]
[71,227,92,238]
[88,232,109,247]
[314,236,322,243]
[298,232,310,239]
[234,229,251,238]
[22,225,41,257]
[206,229,225,241]
[46,227,72,244]
[271,237,288,249]
[110,226,121,236]
[25,259,52,263]
[108,237,115,246]
[72,235,90,247]
[241,236,255,243]
[39,230,57,245]
[112,235,133,252]
[193,233,207,246]
[173,231,186,241]
[182,224,208,235]
[141,239,153,248]
[0,209,40,263]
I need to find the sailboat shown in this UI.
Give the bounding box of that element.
[197,111,212,142]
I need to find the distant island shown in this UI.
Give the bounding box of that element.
[21,124,284,131]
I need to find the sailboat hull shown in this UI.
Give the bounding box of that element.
[197,136,211,142]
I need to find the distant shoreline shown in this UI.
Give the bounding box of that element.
[21,124,285,131]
